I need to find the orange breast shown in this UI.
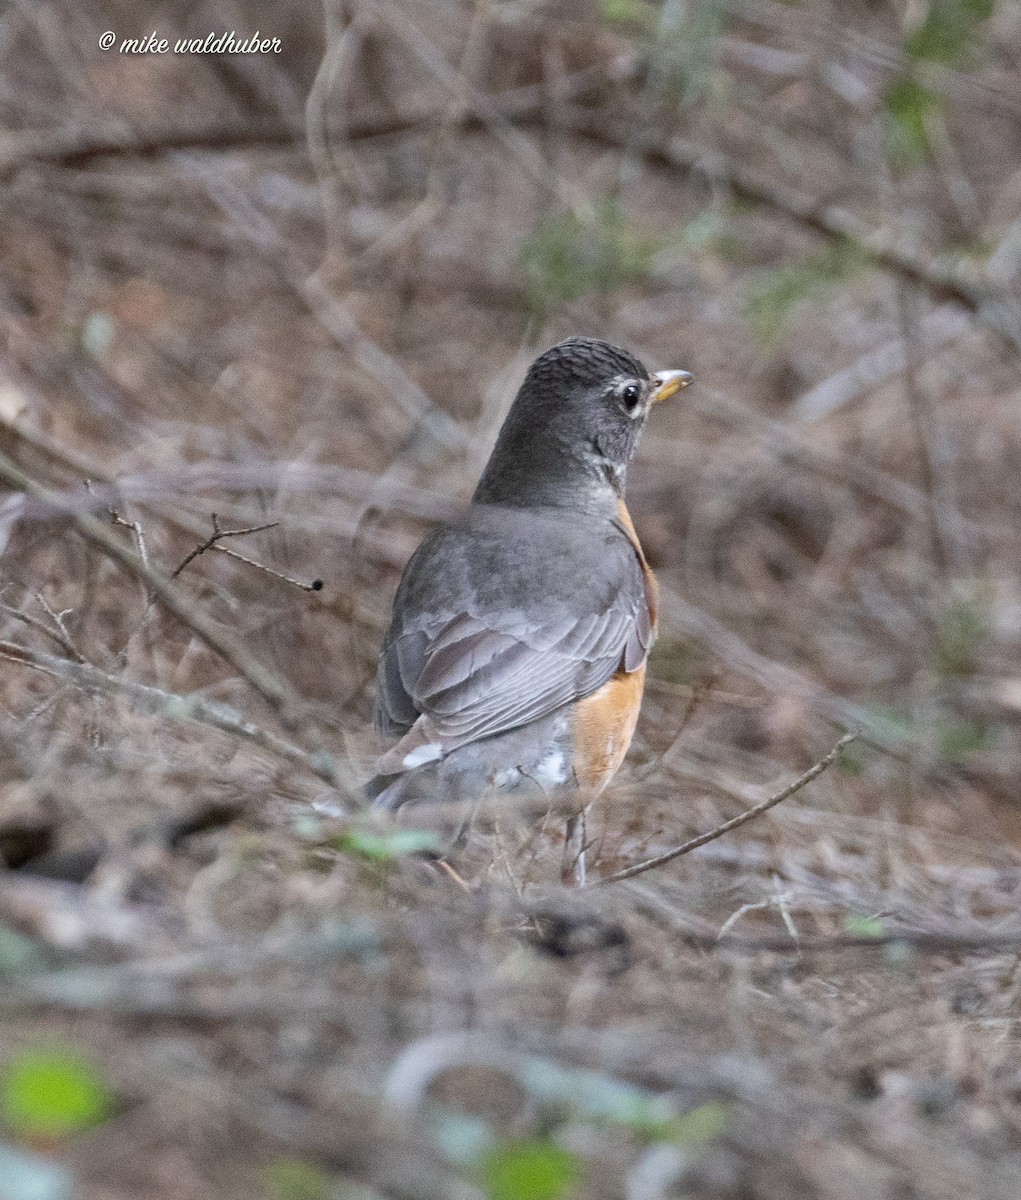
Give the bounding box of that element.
[572,662,647,792]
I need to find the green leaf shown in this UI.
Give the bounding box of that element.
[262,1159,333,1200]
[937,716,989,762]
[842,914,887,939]
[518,199,656,317]
[477,1139,579,1200]
[600,0,655,26]
[883,77,945,170]
[330,829,441,861]
[905,0,995,66]
[2,1048,111,1139]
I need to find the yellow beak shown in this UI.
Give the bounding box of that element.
[650,369,693,404]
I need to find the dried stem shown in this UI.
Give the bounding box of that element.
[597,733,858,885]
[0,639,330,782]
[0,449,307,730]
[172,515,280,578]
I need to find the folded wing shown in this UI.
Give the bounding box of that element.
[373,517,652,770]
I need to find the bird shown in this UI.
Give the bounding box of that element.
[366,336,692,879]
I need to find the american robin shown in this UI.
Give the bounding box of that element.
[366,337,691,864]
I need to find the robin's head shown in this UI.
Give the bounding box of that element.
[474,337,692,510]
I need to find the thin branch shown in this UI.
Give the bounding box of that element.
[894,280,968,576]
[597,733,857,885]
[33,591,86,664]
[0,639,331,782]
[108,507,153,605]
[109,510,150,570]
[688,925,1021,956]
[171,515,279,578]
[211,544,323,592]
[0,449,307,730]
[169,515,320,591]
[0,597,84,663]
[555,105,1021,355]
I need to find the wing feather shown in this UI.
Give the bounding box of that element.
[373,512,654,762]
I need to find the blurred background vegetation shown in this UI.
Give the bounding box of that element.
[1,1,1021,1197]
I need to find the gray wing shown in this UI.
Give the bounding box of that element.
[373,514,652,761]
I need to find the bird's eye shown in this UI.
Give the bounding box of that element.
[620,382,642,411]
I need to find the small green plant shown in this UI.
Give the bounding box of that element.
[937,715,989,762]
[905,0,995,66]
[2,1047,111,1140]
[329,828,441,861]
[600,0,655,26]
[262,1158,334,1200]
[884,0,996,170]
[477,1138,580,1200]
[931,592,989,678]
[843,914,887,939]
[883,77,946,170]
[518,199,656,317]
[602,0,729,105]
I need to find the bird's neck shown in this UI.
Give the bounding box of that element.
[472,431,625,515]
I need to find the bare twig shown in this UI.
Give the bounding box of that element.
[0,596,84,663]
[108,508,152,604]
[0,639,330,781]
[109,510,150,570]
[211,544,323,592]
[172,514,279,578]
[0,449,308,729]
[894,280,969,576]
[597,733,857,884]
[33,591,86,664]
[556,106,1021,355]
[169,514,321,591]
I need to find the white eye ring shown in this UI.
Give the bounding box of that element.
[620,382,642,413]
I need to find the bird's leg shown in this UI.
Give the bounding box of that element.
[562,804,590,887]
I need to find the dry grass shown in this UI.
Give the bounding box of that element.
[2,1,1021,1197]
